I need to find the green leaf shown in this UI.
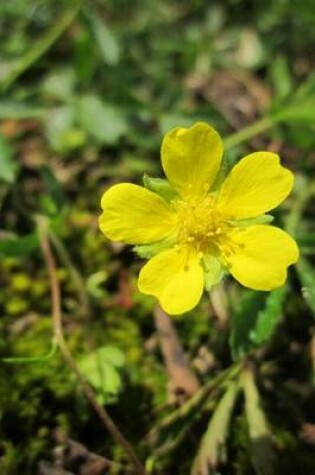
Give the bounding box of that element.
[296,258,315,317]
[270,56,293,103]
[276,100,315,123]
[0,233,39,258]
[297,232,315,248]
[233,28,265,69]
[294,70,315,100]
[250,287,286,345]
[39,165,65,214]
[230,288,286,360]
[229,291,266,361]
[79,346,125,404]
[148,365,240,456]
[0,101,47,120]
[149,393,210,456]
[45,105,86,153]
[41,67,76,101]
[86,271,108,298]
[78,95,128,145]
[0,134,18,183]
[143,174,177,201]
[84,9,120,66]
[192,381,239,473]
[242,367,275,475]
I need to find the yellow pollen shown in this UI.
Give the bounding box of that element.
[173,196,235,253]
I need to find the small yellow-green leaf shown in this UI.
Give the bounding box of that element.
[78,95,128,145]
[84,8,120,66]
[79,346,125,404]
[242,367,275,475]
[192,380,239,474]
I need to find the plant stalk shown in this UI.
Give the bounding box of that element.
[37,217,146,475]
[223,116,275,150]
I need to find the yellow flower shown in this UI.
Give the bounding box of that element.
[99,123,299,315]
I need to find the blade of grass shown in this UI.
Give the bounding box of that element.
[147,364,241,455]
[241,366,275,475]
[0,1,82,91]
[2,338,58,364]
[191,380,239,474]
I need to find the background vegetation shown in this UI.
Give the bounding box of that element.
[0,0,315,474]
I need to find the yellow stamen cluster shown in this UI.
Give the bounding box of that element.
[174,195,234,255]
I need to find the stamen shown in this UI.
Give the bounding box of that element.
[175,195,239,256]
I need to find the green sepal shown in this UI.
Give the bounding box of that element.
[202,254,226,291]
[143,173,178,202]
[230,214,274,228]
[134,238,175,259]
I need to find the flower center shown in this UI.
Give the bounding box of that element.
[174,196,232,253]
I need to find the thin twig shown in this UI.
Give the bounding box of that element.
[209,283,229,328]
[49,229,90,318]
[37,216,146,475]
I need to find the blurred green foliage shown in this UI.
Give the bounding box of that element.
[0,0,314,474]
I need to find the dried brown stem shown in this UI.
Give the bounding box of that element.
[37,217,146,475]
[154,306,200,400]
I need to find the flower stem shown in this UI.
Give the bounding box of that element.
[223,116,275,150]
[37,216,146,475]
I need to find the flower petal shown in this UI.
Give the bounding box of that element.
[99,183,176,244]
[217,152,294,219]
[161,122,223,199]
[226,225,299,290]
[138,246,204,315]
